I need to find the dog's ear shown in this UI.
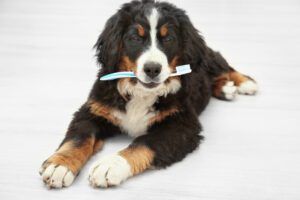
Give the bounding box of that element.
[94,11,129,74]
[179,15,208,67]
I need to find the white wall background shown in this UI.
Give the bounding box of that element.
[0,0,300,199]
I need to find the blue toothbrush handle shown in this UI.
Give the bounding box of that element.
[100,72,136,81]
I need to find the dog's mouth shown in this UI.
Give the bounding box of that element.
[138,80,160,88]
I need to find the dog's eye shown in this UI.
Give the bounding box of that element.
[162,35,174,43]
[130,34,143,42]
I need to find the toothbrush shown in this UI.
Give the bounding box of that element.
[100,64,191,81]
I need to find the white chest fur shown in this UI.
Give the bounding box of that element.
[114,79,181,137]
[113,94,157,137]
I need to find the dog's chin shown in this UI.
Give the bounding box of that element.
[138,80,161,89]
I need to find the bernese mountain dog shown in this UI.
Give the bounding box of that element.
[39,0,258,188]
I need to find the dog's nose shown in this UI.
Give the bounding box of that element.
[144,62,162,79]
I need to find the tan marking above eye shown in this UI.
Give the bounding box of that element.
[160,24,168,37]
[137,24,145,37]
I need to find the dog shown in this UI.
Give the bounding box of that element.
[39,0,258,188]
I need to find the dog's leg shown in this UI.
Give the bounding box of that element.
[213,71,258,100]
[208,49,258,100]
[39,103,118,189]
[40,133,102,188]
[228,71,258,95]
[89,111,202,188]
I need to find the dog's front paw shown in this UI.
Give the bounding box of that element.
[39,161,75,189]
[89,154,132,188]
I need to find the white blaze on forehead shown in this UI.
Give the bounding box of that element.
[136,8,170,83]
[148,8,159,45]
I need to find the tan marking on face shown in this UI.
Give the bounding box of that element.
[160,24,168,37]
[149,107,179,126]
[165,55,181,85]
[119,56,137,72]
[137,24,145,37]
[45,137,98,175]
[88,100,120,126]
[169,56,179,71]
[119,145,154,175]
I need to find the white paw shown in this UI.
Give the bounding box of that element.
[89,154,132,188]
[39,164,75,188]
[222,81,237,100]
[238,80,258,95]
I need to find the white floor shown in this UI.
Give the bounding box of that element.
[1,0,300,199]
